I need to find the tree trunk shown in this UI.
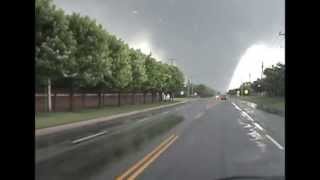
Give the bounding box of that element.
[47,78,52,112]
[160,92,162,102]
[102,92,104,106]
[151,91,154,103]
[98,92,102,108]
[118,91,121,106]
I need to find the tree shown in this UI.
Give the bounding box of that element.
[128,50,147,88]
[36,0,76,85]
[143,54,158,102]
[67,13,111,89]
[250,78,263,95]
[35,0,188,110]
[64,13,112,109]
[166,65,185,100]
[108,36,132,105]
[262,63,285,96]
[193,84,216,97]
[127,49,147,103]
[235,63,285,97]
[36,0,77,111]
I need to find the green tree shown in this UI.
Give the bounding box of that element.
[194,84,216,97]
[166,65,185,100]
[35,0,76,87]
[108,36,132,105]
[143,54,157,102]
[262,63,285,96]
[128,49,147,91]
[127,49,147,104]
[36,0,77,111]
[67,13,111,89]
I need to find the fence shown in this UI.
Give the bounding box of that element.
[35,90,162,113]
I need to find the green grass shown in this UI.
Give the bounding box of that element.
[236,95,285,116]
[35,101,178,129]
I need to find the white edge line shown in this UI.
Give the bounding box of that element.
[232,102,254,122]
[72,130,108,144]
[233,102,284,151]
[253,122,264,131]
[265,134,284,150]
[231,102,242,111]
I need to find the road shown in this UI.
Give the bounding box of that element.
[36,97,285,180]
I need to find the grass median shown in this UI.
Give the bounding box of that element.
[35,101,182,129]
[236,95,285,116]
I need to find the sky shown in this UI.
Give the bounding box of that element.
[53,0,285,92]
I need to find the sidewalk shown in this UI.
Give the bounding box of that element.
[36,100,190,137]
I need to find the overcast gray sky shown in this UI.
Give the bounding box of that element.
[53,0,284,92]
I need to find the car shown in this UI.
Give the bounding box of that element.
[220,95,227,100]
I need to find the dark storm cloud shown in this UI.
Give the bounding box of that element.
[53,0,284,92]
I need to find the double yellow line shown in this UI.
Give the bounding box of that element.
[116,134,179,180]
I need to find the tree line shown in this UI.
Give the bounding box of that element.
[192,84,216,97]
[228,63,285,97]
[36,0,185,101]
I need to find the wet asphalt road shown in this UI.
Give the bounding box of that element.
[36,98,284,180]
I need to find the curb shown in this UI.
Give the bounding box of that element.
[36,100,190,137]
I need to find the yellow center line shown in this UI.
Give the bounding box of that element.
[127,136,179,180]
[116,134,176,180]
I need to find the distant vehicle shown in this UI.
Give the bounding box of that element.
[220,95,227,100]
[215,95,220,100]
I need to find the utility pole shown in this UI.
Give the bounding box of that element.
[279,31,285,48]
[260,61,264,96]
[190,78,193,96]
[168,58,175,66]
[187,78,192,97]
[249,73,251,82]
[261,61,264,80]
[279,31,285,36]
[188,79,191,97]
